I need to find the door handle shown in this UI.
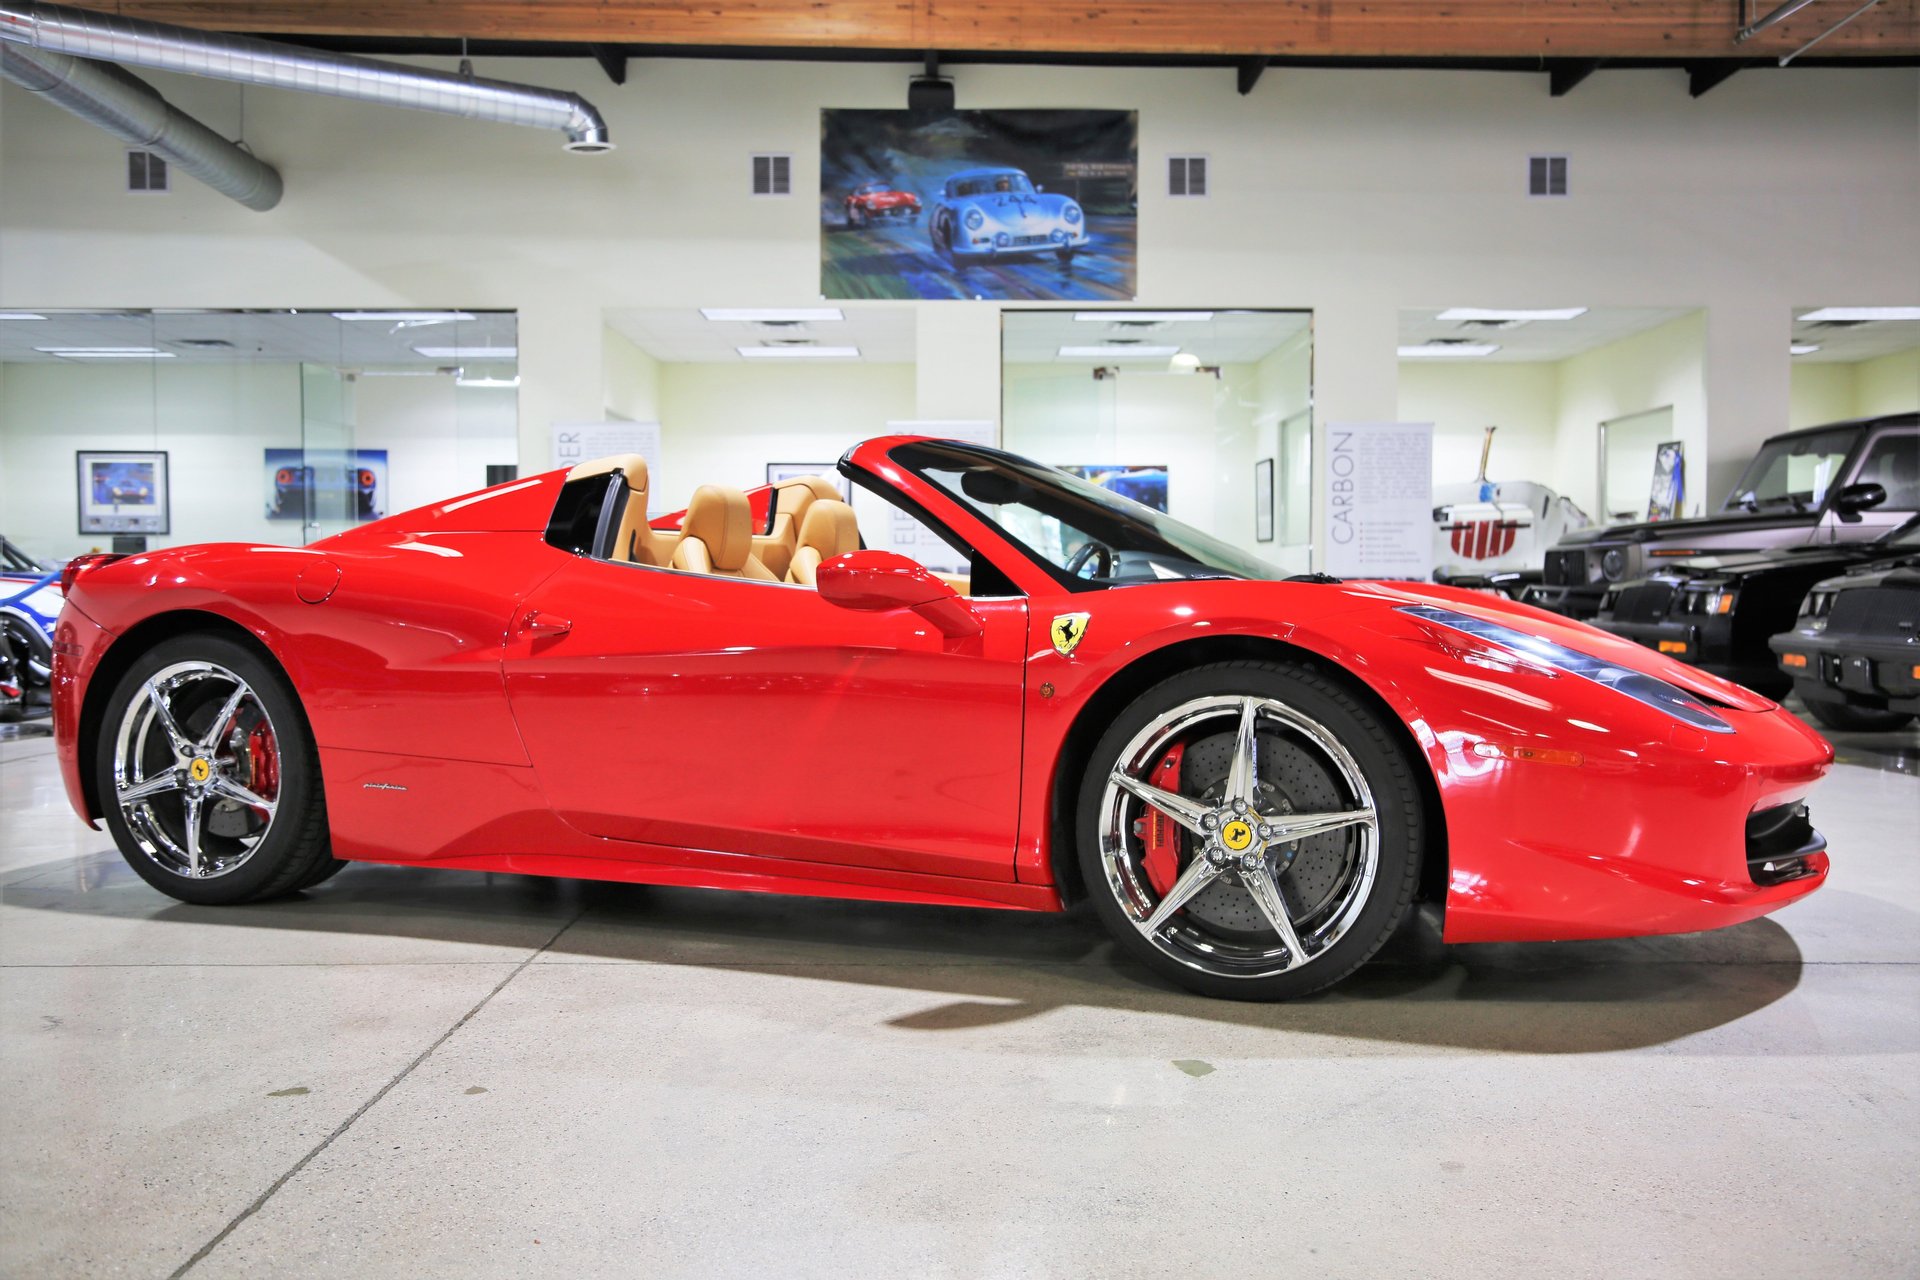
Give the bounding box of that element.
[517,609,572,638]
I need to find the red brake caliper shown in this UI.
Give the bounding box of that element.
[1136,743,1185,895]
[244,717,280,810]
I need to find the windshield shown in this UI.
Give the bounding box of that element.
[953,173,1035,197]
[892,441,1283,588]
[1885,516,1920,549]
[1722,427,1859,513]
[1,537,46,574]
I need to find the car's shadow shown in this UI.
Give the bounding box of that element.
[3,850,1826,1056]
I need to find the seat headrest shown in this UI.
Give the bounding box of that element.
[796,499,858,556]
[567,453,649,495]
[776,475,844,516]
[682,485,754,570]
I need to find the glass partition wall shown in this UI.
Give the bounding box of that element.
[0,309,518,557]
[1000,309,1314,573]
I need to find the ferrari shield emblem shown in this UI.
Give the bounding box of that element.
[1050,613,1091,657]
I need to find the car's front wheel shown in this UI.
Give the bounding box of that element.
[96,634,334,905]
[1076,660,1424,1000]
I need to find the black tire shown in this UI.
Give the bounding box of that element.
[1805,698,1915,733]
[96,633,333,905]
[1076,660,1424,1001]
[932,214,954,259]
[293,856,348,891]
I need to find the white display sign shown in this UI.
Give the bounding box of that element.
[1322,422,1434,581]
[550,420,662,474]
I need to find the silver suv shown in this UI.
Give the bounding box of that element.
[1527,413,1918,619]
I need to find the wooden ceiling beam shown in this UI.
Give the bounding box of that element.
[59,2,1920,59]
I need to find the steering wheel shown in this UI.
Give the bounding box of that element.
[1063,539,1115,579]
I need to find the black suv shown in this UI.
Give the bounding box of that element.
[1769,524,1920,732]
[1526,413,1918,619]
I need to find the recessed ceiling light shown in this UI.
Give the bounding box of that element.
[1398,343,1501,358]
[737,346,860,359]
[35,346,175,358]
[1790,343,1821,356]
[1436,307,1588,322]
[333,311,478,322]
[0,312,47,321]
[411,345,517,359]
[1072,311,1214,323]
[1797,307,1920,323]
[705,308,846,323]
[1059,345,1182,358]
[456,373,521,388]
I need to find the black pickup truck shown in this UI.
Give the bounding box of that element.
[1526,414,1918,620]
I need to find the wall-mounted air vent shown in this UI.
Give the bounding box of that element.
[1168,154,1208,198]
[1528,155,1568,197]
[127,149,169,194]
[751,153,792,197]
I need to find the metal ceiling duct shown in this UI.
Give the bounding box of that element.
[0,1,613,153]
[1,42,284,209]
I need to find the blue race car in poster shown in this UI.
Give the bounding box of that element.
[929,167,1090,266]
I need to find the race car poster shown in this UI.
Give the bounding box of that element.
[76,450,169,535]
[264,448,389,523]
[821,109,1138,302]
[1062,464,1169,512]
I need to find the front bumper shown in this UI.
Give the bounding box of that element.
[1771,631,1920,714]
[1595,616,1782,694]
[953,228,1090,258]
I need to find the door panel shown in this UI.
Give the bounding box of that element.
[502,556,1029,882]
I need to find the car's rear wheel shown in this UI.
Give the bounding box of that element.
[1805,698,1915,733]
[1076,660,1424,1000]
[96,634,333,905]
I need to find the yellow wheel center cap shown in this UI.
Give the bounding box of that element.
[188,758,212,784]
[1221,819,1256,852]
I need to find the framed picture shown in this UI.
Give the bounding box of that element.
[1254,457,1275,542]
[765,463,852,502]
[264,448,390,525]
[77,450,169,535]
[1646,441,1685,521]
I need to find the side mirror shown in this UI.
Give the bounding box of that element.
[1831,481,1887,523]
[816,551,981,638]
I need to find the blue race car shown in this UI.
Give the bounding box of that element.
[928,167,1089,266]
[0,534,61,721]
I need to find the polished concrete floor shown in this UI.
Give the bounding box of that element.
[2,716,1917,1278]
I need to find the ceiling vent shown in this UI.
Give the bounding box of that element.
[1456,318,1528,331]
[752,153,792,197]
[174,338,236,349]
[126,149,169,194]
[1528,155,1568,197]
[1168,155,1207,198]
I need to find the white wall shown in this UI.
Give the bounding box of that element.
[1397,361,1560,490]
[1553,312,1710,516]
[603,325,661,423]
[1788,347,1920,427]
[0,362,515,558]
[3,57,1917,563]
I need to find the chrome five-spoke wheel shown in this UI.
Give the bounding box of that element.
[112,660,282,879]
[1077,661,1423,1000]
[98,634,336,904]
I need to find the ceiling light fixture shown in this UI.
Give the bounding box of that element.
[704,308,846,323]
[411,345,517,359]
[1436,307,1588,322]
[0,312,48,321]
[1398,343,1501,358]
[737,346,860,359]
[1790,343,1821,356]
[1168,353,1203,374]
[1059,345,1182,358]
[1797,306,1920,323]
[35,346,175,358]
[456,373,522,388]
[333,311,478,322]
[1073,311,1215,323]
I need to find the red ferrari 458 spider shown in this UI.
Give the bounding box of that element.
[49,437,1833,1000]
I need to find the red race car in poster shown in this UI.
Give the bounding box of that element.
[842,180,921,227]
[49,438,1832,1000]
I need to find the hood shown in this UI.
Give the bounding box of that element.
[1819,552,1920,593]
[1557,509,1813,547]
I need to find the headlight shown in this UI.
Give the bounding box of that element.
[964,208,984,231]
[1600,548,1630,582]
[994,231,1010,247]
[1398,604,1734,734]
[1064,203,1082,225]
[1803,590,1833,630]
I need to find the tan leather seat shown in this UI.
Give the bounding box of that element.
[785,499,861,586]
[671,485,780,581]
[753,475,844,579]
[565,453,679,566]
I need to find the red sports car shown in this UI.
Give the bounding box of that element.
[844,180,920,226]
[49,438,1832,1000]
